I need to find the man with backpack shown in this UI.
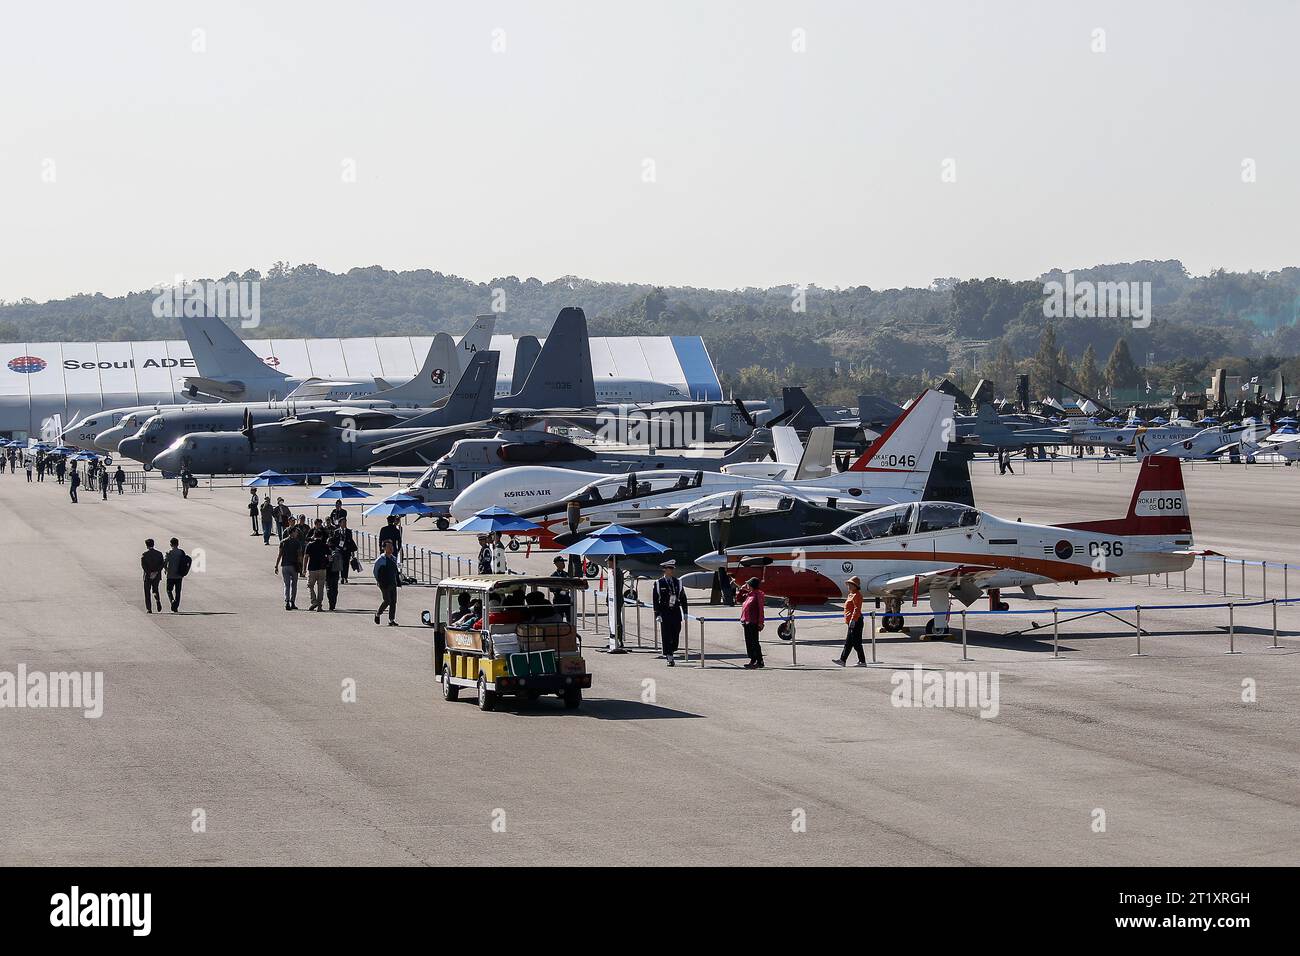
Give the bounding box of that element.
[164,537,191,612]
[325,530,347,611]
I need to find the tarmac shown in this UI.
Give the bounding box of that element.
[1,458,1297,865]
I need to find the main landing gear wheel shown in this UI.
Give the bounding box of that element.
[507,537,520,552]
[921,618,951,641]
[881,614,905,632]
[441,664,458,702]
[477,673,495,712]
[583,562,600,579]
[435,517,449,531]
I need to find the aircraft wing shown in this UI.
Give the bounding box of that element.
[277,416,335,431]
[870,565,1003,597]
[367,420,495,459]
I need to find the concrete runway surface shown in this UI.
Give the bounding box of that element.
[0,459,1297,866]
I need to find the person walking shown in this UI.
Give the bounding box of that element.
[274,498,291,538]
[652,559,687,666]
[260,496,275,546]
[378,516,402,562]
[832,576,867,667]
[476,535,493,574]
[26,459,33,482]
[373,539,401,626]
[114,465,126,494]
[739,577,766,669]
[101,467,109,499]
[68,466,80,503]
[492,532,508,574]
[180,467,193,499]
[336,515,357,584]
[274,526,301,610]
[164,537,190,612]
[325,530,346,611]
[55,458,66,484]
[304,528,330,611]
[248,488,261,535]
[141,539,165,614]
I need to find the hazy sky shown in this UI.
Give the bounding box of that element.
[2,0,1296,303]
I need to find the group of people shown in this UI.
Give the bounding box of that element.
[256,493,361,613]
[3,447,126,500]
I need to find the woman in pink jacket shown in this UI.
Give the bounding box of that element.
[739,577,766,669]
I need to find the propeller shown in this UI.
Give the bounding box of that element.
[241,408,254,443]
[707,492,744,552]
[733,398,757,430]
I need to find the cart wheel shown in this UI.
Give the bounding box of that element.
[507,537,520,552]
[435,518,449,531]
[563,688,582,710]
[441,664,458,702]
[476,673,495,711]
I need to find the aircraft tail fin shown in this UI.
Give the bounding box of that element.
[857,394,904,428]
[781,387,827,430]
[370,333,458,405]
[179,315,288,381]
[1060,456,1191,536]
[499,307,596,409]
[771,425,804,465]
[844,389,955,489]
[458,314,496,374]
[794,426,835,480]
[511,336,542,392]
[920,451,974,506]
[399,350,499,428]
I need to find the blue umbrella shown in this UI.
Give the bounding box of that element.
[1201,417,1219,425]
[363,494,435,517]
[244,470,296,487]
[1103,417,1122,425]
[1276,417,1298,425]
[452,506,542,533]
[312,480,372,500]
[1150,416,1168,425]
[563,524,670,558]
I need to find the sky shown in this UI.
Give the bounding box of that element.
[1,0,1297,303]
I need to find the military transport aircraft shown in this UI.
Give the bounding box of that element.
[698,455,1202,636]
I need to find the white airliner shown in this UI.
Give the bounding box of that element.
[450,390,957,546]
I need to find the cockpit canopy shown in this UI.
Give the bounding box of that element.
[569,470,704,507]
[668,490,801,523]
[836,501,978,542]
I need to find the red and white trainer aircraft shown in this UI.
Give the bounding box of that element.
[697,455,1203,635]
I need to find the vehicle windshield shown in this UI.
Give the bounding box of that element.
[837,504,915,542]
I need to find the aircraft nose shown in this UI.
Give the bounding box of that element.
[152,448,179,473]
[95,428,122,453]
[695,550,725,571]
[117,437,142,461]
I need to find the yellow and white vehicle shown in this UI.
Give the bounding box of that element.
[422,575,591,711]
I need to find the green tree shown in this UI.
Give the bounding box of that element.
[1104,337,1142,393]
[1078,343,1102,398]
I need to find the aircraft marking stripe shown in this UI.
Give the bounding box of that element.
[736,549,1123,583]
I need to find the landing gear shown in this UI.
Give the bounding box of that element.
[988,588,1009,612]
[435,517,449,531]
[921,617,951,641]
[880,597,905,632]
[507,537,520,552]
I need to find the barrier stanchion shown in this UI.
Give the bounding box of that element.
[1241,560,1246,598]
[869,611,878,665]
[1201,556,1206,594]
[960,610,970,662]
[1132,605,1145,657]
[700,619,705,668]
[790,612,798,667]
[1053,607,1059,659]
[683,611,690,662]
[1227,603,1240,655]
[635,594,642,648]
[1270,599,1280,649]
[1223,560,1227,596]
